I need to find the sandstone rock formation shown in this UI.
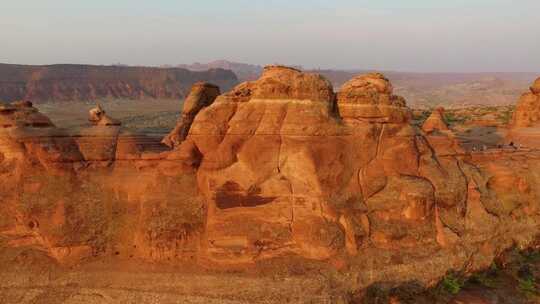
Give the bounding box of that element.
[88,104,122,126]
[422,107,449,133]
[507,77,540,148]
[2,67,540,302]
[0,100,54,128]
[162,82,220,148]
[0,63,238,103]
[511,77,540,128]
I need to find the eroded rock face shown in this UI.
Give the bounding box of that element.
[2,67,540,295]
[162,82,220,148]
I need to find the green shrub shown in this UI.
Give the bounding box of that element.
[440,273,464,295]
[519,277,537,295]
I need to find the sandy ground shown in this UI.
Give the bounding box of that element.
[0,257,343,304]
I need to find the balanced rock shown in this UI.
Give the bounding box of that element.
[162,82,220,148]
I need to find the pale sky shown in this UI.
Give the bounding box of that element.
[1,0,539,72]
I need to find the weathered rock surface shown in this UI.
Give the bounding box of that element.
[2,67,540,302]
[0,63,239,103]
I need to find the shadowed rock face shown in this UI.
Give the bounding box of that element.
[0,63,239,103]
[2,67,540,295]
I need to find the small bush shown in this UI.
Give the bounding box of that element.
[518,277,537,295]
[440,273,464,295]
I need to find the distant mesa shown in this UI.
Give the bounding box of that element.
[0,63,239,103]
[177,60,265,82]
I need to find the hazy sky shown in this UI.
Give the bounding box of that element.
[1,0,540,72]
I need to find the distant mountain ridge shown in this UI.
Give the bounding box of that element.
[177,60,263,81]
[0,63,239,103]
[177,60,538,107]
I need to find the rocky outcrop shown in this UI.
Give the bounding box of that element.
[0,63,239,103]
[2,67,540,301]
[88,104,121,126]
[531,77,540,94]
[507,77,540,148]
[511,77,540,128]
[162,82,220,148]
[422,107,449,133]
